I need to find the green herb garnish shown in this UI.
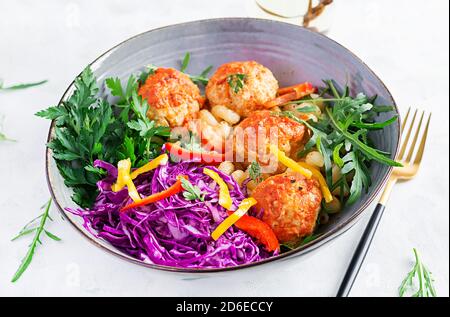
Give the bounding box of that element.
[180,52,191,73]
[227,73,246,94]
[190,65,213,85]
[0,122,15,142]
[248,161,262,183]
[294,104,320,113]
[0,79,47,91]
[280,234,320,251]
[181,177,205,201]
[36,67,169,207]
[11,199,61,282]
[399,248,437,297]
[178,52,212,85]
[279,79,401,205]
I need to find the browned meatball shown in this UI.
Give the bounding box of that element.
[138,68,204,127]
[230,110,306,173]
[206,61,278,117]
[252,172,322,243]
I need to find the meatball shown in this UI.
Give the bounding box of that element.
[231,110,306,173]
[206,61,278,117]
[252,172,322,243]
[138,68,204,127]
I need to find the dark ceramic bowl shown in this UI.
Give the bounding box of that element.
[46,18,400,273]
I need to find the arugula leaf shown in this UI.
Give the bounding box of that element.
[332,143,344,168]
[189,65,213,85]
[227,74,246,94]
[326,107,402,167]
[0,131,15,142]
[341,151,371,204]
[11,199,61,282]
[181,178,205,201]
[180,52,191,73]
[295,104,320,113]
[279,80,401,206]
[399,248,437,297]
[0,116,15,142]
[0,79,47,91]
[352,116,398,129]
[199,65,213,78]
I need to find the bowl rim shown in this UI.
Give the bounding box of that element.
[45,17,401,273]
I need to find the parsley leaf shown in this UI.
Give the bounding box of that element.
[248,161,262,183]
[36,66,170,207]
[227,74,246,93]
[181,178,205,201]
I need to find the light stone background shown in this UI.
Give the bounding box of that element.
[0,0,448,297]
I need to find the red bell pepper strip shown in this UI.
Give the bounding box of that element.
[277,82,315,96]
[120,176,185,212]
[265,82,316,109]
[165,142,225,164]
[228,211,280,252]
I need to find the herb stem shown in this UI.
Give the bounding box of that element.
[11,199,54,282]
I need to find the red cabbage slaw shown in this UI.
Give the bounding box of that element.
[67,159,275,268]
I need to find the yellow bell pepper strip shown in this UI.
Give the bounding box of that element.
[111,159,131,192]
[130,154,168,179]
[269,144,313,179]
[111,158,141,202]
[296,161,333,203]
[120,176,186,213]
[203,168,233,210]
[211,197,257,241]
[124,177,142,202]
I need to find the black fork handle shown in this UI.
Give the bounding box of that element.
[336,203,386,297]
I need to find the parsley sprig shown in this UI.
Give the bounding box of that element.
[11,199,61,282]
[181,177,205,201]
[248,161,262,183]
[227,73,246,93]
[36,67,169,207]
[399,248,437,297]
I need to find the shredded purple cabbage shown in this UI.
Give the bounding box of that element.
[67,159,274,268]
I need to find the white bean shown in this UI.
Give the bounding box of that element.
[211,105,240,125]
[246,180,258,195]
[324,196,342,214]
[199,109,219,126]
[331,164,350,197]
[218,161,235,175]
[305,151,324,168]
[231,170,247,186]
[332,164,342,184]
[218,121,232,139]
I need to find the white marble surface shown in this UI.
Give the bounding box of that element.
[0,0,448,297]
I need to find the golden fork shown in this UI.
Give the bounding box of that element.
[337,107,432,297]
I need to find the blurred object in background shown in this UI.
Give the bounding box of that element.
[251,0,334,33]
